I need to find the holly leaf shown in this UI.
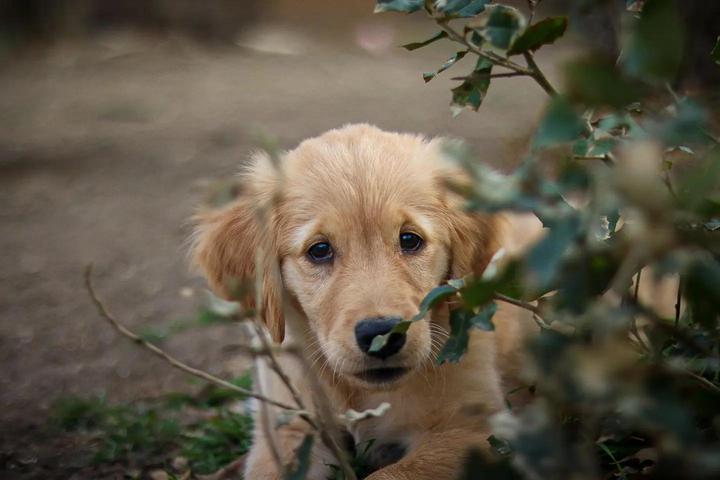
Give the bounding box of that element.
[532,97,586,149]
[451,58,493,115]
[435,0,490,18]
[402,30,448,51]
[564,57,645,108]
[508,16,568,55]
[368,283,458,353]
[474,4,526,51]
[623,0,684,81]
[437,303,498,364]
[374,0,424,13]
[423,50,468,82]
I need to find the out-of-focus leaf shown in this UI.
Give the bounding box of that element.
[374,0,424,13]
[677,147,720,210]
[654,99,709,147]
[684,257,720,329]
[533,97,586,149]
[437,303,497,364]
[474,5,527,51]
[623,0,684,81]
[704,219,720,231]
[525,214,581,292]
[285,435,314,480]
[508,16,568,55]
[423,50,468,82]
[402,30,448,51]
[435,0,490,17]
[451,57,493,114]
[712,36,720,65]
[565,57,645,108]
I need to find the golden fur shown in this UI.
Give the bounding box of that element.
[192,124,537,479]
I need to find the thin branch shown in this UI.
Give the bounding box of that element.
[523,51,558,96]
[493,293,540,314]
[674,277,683,327]
[450,71,527,81]
[84,264,297,412]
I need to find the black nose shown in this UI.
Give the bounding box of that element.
[354,317,406,359]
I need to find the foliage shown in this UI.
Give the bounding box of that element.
[376,0,720,479]
[50,374,254,476]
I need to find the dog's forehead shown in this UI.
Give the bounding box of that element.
[281,126,444,207]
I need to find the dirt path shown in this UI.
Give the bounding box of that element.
[0,14,574,478]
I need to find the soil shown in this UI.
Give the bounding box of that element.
[0,8,574,478]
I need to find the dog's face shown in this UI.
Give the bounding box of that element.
[193,125,497,390]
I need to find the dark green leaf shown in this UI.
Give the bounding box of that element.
[451,58,493,114]
[508,16,568,55]
[474,5,526,51]
[623,0,684,81]
[436,0,490,17]
[402,30,448,51]
[437,303,498,364]
[374,0,424,13]
[413,284,459,321]
[285,435,314,480]
[423,50,468,82]
[532,97,586,149]
[564,57,645,108]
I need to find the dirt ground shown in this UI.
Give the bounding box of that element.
[0,5,575,478]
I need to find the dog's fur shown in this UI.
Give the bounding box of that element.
[192,124,537,479]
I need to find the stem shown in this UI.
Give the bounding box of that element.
[524,51,557,96]
[84,264,297,412]
[493,293,540,314]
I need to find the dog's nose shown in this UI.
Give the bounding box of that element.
[354,317,406,359]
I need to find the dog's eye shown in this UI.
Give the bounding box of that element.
[307,242,333,263]
[399,232,423,253]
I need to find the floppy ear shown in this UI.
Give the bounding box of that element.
[448,209,501,279]
[191,163,285,343]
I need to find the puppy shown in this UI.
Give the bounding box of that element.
[192,124,536,479]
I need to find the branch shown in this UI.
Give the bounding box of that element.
[523,51,557,96]
[493,293,540,314]
[84,264,297,412]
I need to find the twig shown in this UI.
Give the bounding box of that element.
[252,357,284,474]
[493,293,540,314]
[523,51,557,96]
[450,72,527,81]
[84,264,297,412]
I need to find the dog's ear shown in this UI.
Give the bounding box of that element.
[191,156,285,342]
[429,139,501,279]
[448,209,501,278]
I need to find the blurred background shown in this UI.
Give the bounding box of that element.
[0,0,717,478]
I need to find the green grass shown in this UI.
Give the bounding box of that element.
[50,373,254,476]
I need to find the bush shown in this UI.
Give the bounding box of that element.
[374,1,720,478]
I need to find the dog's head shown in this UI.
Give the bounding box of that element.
[192,124,498,389]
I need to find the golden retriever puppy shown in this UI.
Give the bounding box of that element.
[192,124,536,479]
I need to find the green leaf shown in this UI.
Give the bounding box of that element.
[435,0,490,17]
[525,215,581,292]
[402,30,448,51]
[437,303,498,364]
[712,36,720,65]
[532,97,586,149]
[451,57,493,114]
[374,0,424,13]
[423,50,468,82]
[564,57,645,108]
[286,435,314,480]
[474,4,526,51]
[413,284,459,321]
[369,283,458,353]
[622,0,684,81]
[508,16,568,55]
